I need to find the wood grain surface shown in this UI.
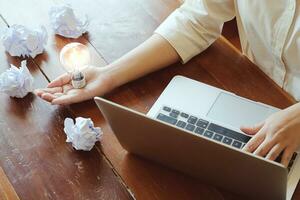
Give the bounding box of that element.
[0,166,20,200]
[0,8,132,200]
[0,1,299,200]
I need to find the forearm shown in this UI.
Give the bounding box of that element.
[104,34,179,89]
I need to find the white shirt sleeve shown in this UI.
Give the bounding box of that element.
[155,0,236,63]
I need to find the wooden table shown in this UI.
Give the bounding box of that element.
[0,1,298,199]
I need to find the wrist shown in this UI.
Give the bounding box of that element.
[99,64,122,92]
[103,63,128,89]
[284,102,300,118]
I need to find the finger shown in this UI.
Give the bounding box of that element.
[240,121,265,135]
[281,148,294,167]
[34,89,44,97]
[266,144,285,161]
[47,73,71,88]
[36,87,63,95]
[243,132,265,152]
[253,138,277,157]
[51,91,92,105]
[41,92,64,102]
[41,93,57,102]
[51,93,78,105]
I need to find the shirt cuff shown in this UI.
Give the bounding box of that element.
[154,10,205,64]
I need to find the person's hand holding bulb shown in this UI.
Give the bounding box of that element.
[35,65,113,105]
[35,42,114,105]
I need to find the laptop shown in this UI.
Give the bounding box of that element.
[94,75,300,200]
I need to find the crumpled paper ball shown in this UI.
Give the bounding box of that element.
[49,5,89,38]
[64,117,102,151]
[1,25,47,58]
[0,60,34,98]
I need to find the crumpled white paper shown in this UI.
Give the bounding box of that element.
[64,117,102,151]
[1,25,47,58]
[0,60,34,98]
[49,5,89,38]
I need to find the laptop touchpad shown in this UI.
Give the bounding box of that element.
[207,92,275,128]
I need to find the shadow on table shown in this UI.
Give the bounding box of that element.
[53,33,90,52]
[33,51,49,68]
[5,52,47,72]
[6,93,36,119]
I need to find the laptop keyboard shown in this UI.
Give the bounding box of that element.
[157,106,251,148]
[156,106,297,171]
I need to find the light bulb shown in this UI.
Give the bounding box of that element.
[60,42,90,89]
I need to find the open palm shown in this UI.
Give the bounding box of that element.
[35,66,112,105]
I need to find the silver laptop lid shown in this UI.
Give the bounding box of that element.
[94,96,287,200]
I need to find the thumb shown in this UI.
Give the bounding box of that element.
[240,121,264,135]
[48,73,71,88]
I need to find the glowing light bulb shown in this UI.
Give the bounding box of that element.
[60,42,90,89]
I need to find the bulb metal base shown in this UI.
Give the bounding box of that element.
[71,71,86,89]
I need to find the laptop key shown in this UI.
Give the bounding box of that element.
[171,109,180,115]
[196,119,209,128]
[180,112,189,118]
[163,106,171,112]
[195,127,204,135]
[188,116,197,124]
[169,112,179,118]
[222,137,233,145]
[186,124,195,132]
[176,121,186,128]
[232,140,242,149]
[157,113,177,125]
[213,133,223,142]
[204,130,214,138]
[208,123,251,143]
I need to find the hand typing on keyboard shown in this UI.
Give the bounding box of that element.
[157,105,298,169]
[241,103,300,167]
